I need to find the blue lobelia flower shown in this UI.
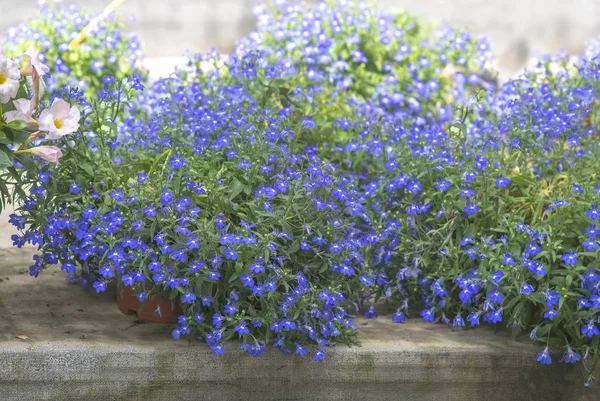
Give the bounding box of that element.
[562,346,581,364]
[536,347,552,365]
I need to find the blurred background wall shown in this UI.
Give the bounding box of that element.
[3,0,600,75]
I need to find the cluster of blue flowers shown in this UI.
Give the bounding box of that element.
[7,0,600,382]
[3,1,144,98]
[235,0,495,144]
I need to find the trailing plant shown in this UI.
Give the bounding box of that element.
[7,0,600,385]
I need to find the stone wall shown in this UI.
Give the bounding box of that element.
[0,258,596,401]
[2,0,600,74]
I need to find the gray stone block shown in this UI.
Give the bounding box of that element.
[0,255,596,401]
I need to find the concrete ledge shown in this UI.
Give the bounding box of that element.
[0,256,596,401]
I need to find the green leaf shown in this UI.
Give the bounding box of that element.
[0,180,9,199]
[281,220,293,238]
[228,272,240,284]
[449,123,466,139]
[511,175,536,187]
[288,240,300,254]
[103,120,118,133]
[0,149,12,170]
[566,274,573,288]
[55,193,81,203]
[6,120,28,132]
[14,153,35,170]
[80,163,95,177]
[228,179,245,201]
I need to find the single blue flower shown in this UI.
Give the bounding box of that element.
[295,343,308,356]
[234,321,250,336]
[586,205,600,220]
[92,280,106,293]
[543,290,560,308]
[578,296,591,309]
[521,323,535,339]
[420,308,435,322]
[459,185,476,198]
[314,349,326,361]
[563,346,581,363]
[467,311,481,327]
[453,314,465,328]
[392,309,406,323]
[69,182,81,194]
[581,321,600,338]
[182,292,196,304]
[543,309,558,321]
[171,329,181,340]
[211,343,225,355]
[495,175,510,188]
[520,282,534,295]
[536,347,552,365]
[364,305,378,319]
[560,250,577,266]
[160,189,173,206]
[487,288,503,304]
[463,202,480,217]
[224,303,237,315]
[485,308,503,324]
[571,183,584,194]
[459,288,472,305]
[61,263,76,274]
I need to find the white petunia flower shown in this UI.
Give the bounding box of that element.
[38,99,80,139]
[0,55,20,104]
[20,45,50,105]
[20,45,50,77]
[3,97,36,124]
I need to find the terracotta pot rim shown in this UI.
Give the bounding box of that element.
[115,278,182,323]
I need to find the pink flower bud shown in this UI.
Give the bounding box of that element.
[28,146,63,163]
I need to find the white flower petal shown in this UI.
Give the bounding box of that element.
[38,108,58,138]
[24,45,50,75]
[0,55,21,104]
[49,99,71,119]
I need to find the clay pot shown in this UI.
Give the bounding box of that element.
[116,279,182,323]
